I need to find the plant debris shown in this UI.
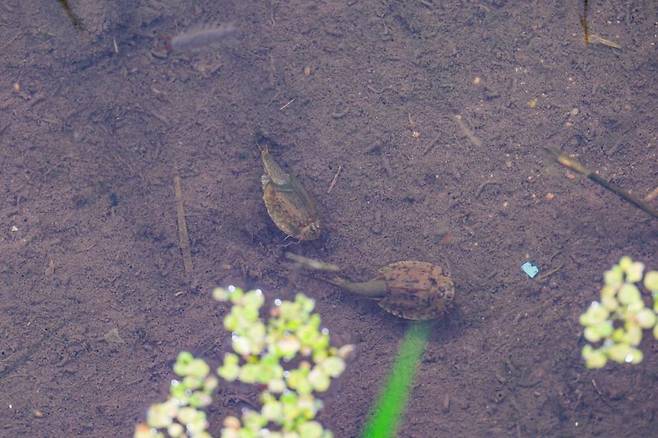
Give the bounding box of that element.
[545,147,658,220]
[169,23,237,52]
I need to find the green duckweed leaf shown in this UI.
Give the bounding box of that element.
[635,308,656,329]
[608,343,643,364]
[582,345,607,369]
[604,266,623,287]
[146,401,177,429]
[320,356,346,378]
[298,421,325,438]
[579,302,609,326]
[644,271,658,293]
[618,284,641,305]
[308,367,330,392]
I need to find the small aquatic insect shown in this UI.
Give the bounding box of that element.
[168,23,237,52]
[260,146,321,241]
[292,256,455,320]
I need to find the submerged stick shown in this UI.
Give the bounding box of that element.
[587,34,621,49]
[327,165,343,194]
[170,23,237,52]
[422,134,441,156]
[454,115,482,147]
[579,0,620,49]
[579,0,590,46]
[174,176,195,285]
[285,252,341,272]
[545,147,658,220]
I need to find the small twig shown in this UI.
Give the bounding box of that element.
[591,379,604,397]
[454,114,482,147]
[545,147,658,220]
[75,241,97,253]
[224,393,259,411]
[279,98,295,110]
[547,250,562,263]
[327,165,343,193]
[174,176,195,286]
[579,0,620,49]
[134,107,168,126]
[169,23,237,52]
[45,258,55,276]
[579,0,590,46]
[29,95,46,108]
[591,378,611,406]
[285,253,341,272]
[423,134,441,156]
[366,85,394,94]
[587,34,621,49]
[537,264,563,282]
[268,53,277,87]
[123,377,144,386]
[407,113,416,130]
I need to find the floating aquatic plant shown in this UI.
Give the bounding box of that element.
[580,257,658,369]
[135,286,352,438]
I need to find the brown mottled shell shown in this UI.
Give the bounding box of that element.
[262,174,321,241]
[376,261,455,320]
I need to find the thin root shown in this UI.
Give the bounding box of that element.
[285,253,341,272]
[587,34,621,49]
[423,134,441,156]
[174,176,195,286]
[327,165,343,193]
[537,265,563,282]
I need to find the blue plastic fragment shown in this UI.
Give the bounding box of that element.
[521,261,539,278]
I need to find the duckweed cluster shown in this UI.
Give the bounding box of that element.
[135,286,352,438]
[580,257,658,369]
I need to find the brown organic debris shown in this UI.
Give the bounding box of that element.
[545,147,657,220]
[174,176,195,285]
[103,328,125,345]
[285,252,341,272]
[454,114,482,147]
[169,23,237,52]
[327,165,343,194]
[587,34,621,49]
